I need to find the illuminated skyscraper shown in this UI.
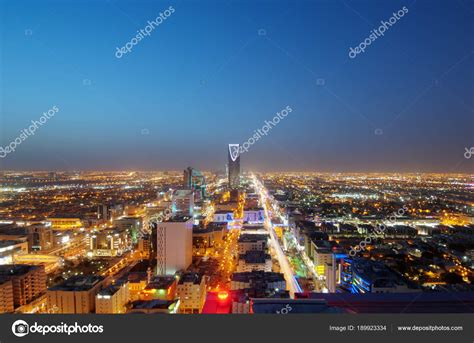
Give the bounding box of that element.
[156,217,193,275]
[183,167,206,200]
[228,144,240,188]
[172,189,194,216]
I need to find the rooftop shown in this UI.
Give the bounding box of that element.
[0,264,43,278]
[127,272,148,283]
[214,210,233,214]
[232,288,290,303]
[49,275,104,292]
[241,225,266,232]
[97,283,126,297]
[231,271,285,284]
[146,276,176,290]
[244,207,264,211]
[0,240,26,248]
[178,272,203,285]
[193,225,225,234]
[351,258,401,283]
[239,251,271,264]
[238,234,268,243]
[0,227,27,236]
[163,216,192,223]
[130,299,177,310]
[173,189,193,197]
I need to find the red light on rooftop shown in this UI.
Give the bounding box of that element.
[217,291,229,300]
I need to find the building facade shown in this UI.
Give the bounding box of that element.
[228,144,240,188]
[89,227,130,257]
[0,279,14,313]
[46,218,82,230]
[0,265,46,309]
[27,225,54,252]
[156,217,193,275]
[213,210,234,223]
[172,190,194,216]
[243,208,265,224]
[313,248,333,277]
[231,271,286,291]
[47,275,105,313]
[237,251,272,272]
[95,281,130,314]
[177,273,207,314]
[238,234,268,254]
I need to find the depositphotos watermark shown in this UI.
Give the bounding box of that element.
[11,320,103,337]
[127,206,173,250]
[464,147,474,159]
[0,105,60,158]
[141,207,173,236]
[276,304,293,314]
[349,204,408,256]
[115,5,175,58]
[349,6,408,59]
[240,105,293,154]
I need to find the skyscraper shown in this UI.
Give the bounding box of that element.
[172,189,194,216]
[228,144,240,188]
[183,167,193,188]
[183,167,206,200]
[156,217,193,275]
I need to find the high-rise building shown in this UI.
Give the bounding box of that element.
[228,144,240,188]
[313,248,333,277]
[97,203,123,223]
[172,190,194,216]
[97,204,112,221]
[183,167,206,201]
[183,167,192,188]
[325,260,337,293]
[156,217,193,275]
[0,265,47,308]
[0,279,14,313]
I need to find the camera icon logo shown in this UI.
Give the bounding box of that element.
[12,320,29,337]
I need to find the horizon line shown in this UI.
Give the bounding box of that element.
[0,169,472,175]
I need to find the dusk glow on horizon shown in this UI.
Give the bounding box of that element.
[0,0,472,172]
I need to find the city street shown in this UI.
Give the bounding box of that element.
[252,175,302,297]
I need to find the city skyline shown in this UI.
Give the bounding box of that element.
[0,167,472,315]
[0,0,473,172]
[2,2,474,342]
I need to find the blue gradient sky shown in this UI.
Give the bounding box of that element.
[0,0,473,172]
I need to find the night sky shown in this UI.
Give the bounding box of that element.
[0,0,473,172]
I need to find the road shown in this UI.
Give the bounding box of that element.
[252,175,302,298]
[255,177,327,293]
